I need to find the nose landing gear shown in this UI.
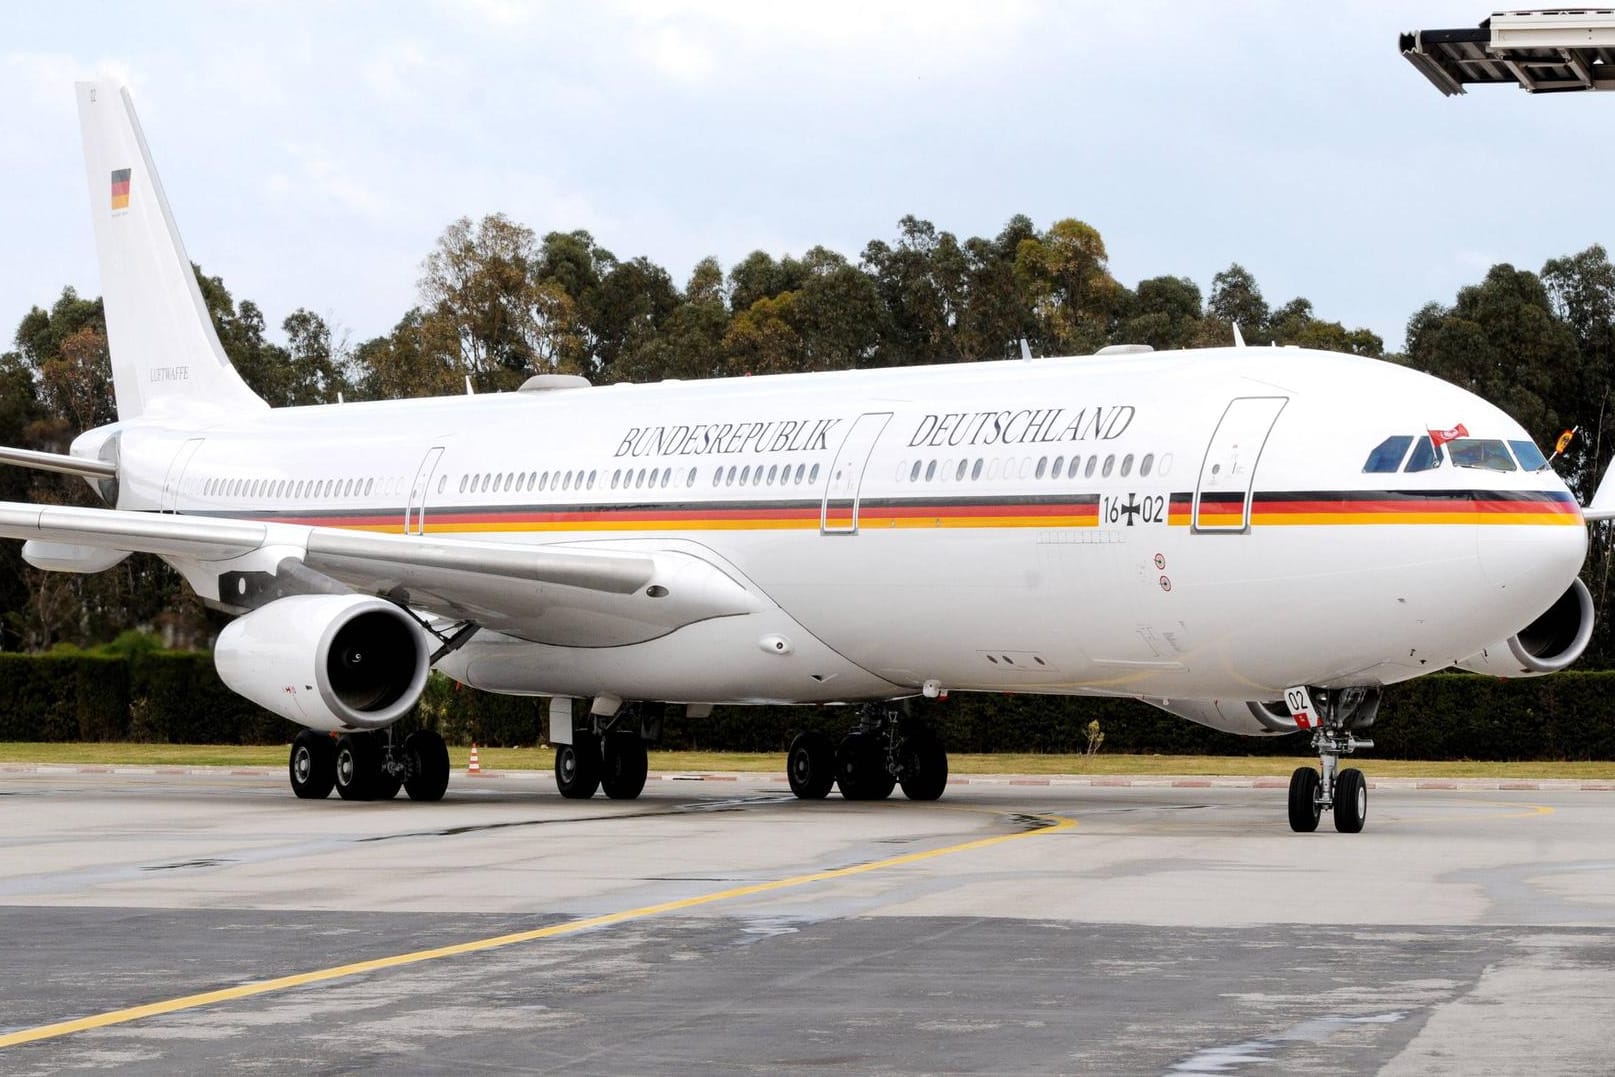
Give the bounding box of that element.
[1286,686,1377,834]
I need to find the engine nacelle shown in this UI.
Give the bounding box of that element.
[215,594,431,731]
[1139,697,1299,737]
[1455,578,1594,678]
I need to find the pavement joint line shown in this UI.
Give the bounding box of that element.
[0,809,1074,1051]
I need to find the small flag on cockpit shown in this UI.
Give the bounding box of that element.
[1428,424,1468,447]
[1556,429,1576,454]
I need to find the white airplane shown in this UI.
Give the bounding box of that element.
[0,82,1606,832]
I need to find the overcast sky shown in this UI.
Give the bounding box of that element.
[1,2,1608,358]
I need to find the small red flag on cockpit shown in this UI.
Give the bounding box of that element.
[1428,424,1468,447]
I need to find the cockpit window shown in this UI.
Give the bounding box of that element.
[1404,435,1443,472]
[1448,438,1516,472]
[1362,435,1414,473]
[1508,439,1550,472]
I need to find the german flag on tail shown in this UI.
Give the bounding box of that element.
[110,168,130,211]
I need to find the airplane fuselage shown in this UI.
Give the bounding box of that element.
[96,346,1587,707]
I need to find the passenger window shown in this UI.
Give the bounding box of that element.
[1140,453,1154,478]
[1035,456,1047,479]
[612,470,621,489]
[971,458,984,480]
[809,464,820,483]
[589,470,598,489]
[1102,454,1115,478]
[1121,454,1134,478]
[713,468,722,487]
[1508,439,1549,471]
[740,465,751,484]
[750,466,762,486]
[563,472,573,491]
[795,464,806,484]
[955,459,967,481]
[1052,456,1064,480]
[1362,435,1414,474]
[726,466,737,486]
[925,460,937,481]
[1448,438,1517,472]
[909,460,922,482]
[1084,456,1098,479]
[767,465,778,484]
[688,467,698,486]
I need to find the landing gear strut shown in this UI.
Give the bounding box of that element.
[1287,687,1377,834]
[787,705,949,802]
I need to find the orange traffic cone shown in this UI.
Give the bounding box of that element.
[467,743,482,776]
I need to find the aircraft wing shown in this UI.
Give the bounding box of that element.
[0,501,759,645]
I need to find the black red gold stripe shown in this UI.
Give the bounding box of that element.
[218,494,1103,534]
[1167,489,1579,527]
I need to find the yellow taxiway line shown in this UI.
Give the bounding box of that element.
[0,811,1075,1050]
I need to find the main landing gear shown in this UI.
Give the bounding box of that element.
[1287,687,1378,834]
[787,704,949,802]
[553,704,656,800]
[288,727,450,803]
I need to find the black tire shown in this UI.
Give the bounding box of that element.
[289,729,336,800]
[1334,767,1367,834]
[1288,766,1321,833]
[898,731,948,802]
[335,732,379,802]
[836,733,896,801]
[555,731,601,799]
[601,733,649,800]
[403,730,451,802]
[787,732,835,800]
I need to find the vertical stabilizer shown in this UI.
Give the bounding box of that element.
[76,81,267,421]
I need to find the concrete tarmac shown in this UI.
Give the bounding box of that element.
[1,766,1613,1074]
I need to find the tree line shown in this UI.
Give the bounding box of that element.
[1,211,1612,659]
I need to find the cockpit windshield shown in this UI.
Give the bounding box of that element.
[1447,438,1516,472]
[1404,435,1442,472]
[1508,439,1550,472]
[1361,435,1413,473]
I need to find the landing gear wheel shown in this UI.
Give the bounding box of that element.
[555,731,601,799]
[289,730,336,800]
[334,732,379,801]
[1333,767,1367,834]
[787,732,836,800]
[836,733,895,801]
[898,732,948,801]
[601,733,649,800]
[403,730,451,802]
[1287,766,1321,833]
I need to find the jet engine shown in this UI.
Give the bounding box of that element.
[1455,577,1595,678]
[215,594,431,731]
[1140,697,1298,736]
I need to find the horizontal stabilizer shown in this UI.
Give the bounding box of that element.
[1584,464,1615,521]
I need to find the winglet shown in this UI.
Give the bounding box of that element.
[1232,324,1247,348]
[1584,464,1615,521]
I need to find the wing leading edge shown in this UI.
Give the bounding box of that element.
[0,501,760,645]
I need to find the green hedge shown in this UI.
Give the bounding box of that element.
[0,651,1612,760]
